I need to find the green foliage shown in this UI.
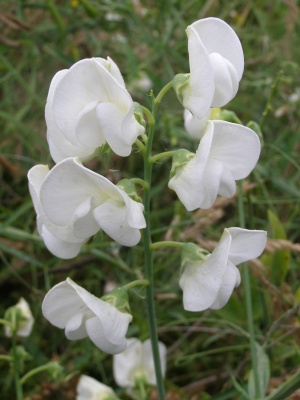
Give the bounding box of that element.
[0,0,300,399]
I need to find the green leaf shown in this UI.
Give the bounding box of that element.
[247,343,270,399]
[262,210,290,285]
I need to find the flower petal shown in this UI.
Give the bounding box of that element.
[209,120,261,179]
[96,102,132,156]
[72,197,100,239]
[77,375,115,400]
[113,338,142,387]
[142,339,167,385]
[66,278,132,353]
[41,224,84,259]
[168,122,214,211]
[210,261,241,310]
[85,316,128,354]
[184,26,214,119]
[209,52,239,107]
[191,17,244,80]
[42,280,88,329]
[65,311,88,340]
[52,58,131,143]
[227,227,267,265]
[75,100,106,148]
[202,158,224,209]
[180,229,231,311]
[93,201,142,246]
[40,158,113,226]
[46,70,95,163]
[184,108,211,139]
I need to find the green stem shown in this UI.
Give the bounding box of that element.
[238,181,263,400]
[123,279,149,291]
[135,138,146,153]
[154,81,174,105]
[20,363,53,385]
[12,331,23,400]
[130,178,149,190]
[151,241,184,250]
[150,151,175,164]
[0,318,13,329]
[0,355,13,362]
[142,92,165,400]
[141,106,155,125]
[259,70,282,131]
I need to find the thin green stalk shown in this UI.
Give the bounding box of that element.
[151,241,184,250]
[12,332,23,400]
[123,279,149,291]
[154,81,174,105]
[238,181,263,399]
[20,364,52,385]
[142,92,165,400]
[0,355,13,362]
[150,151,175,164]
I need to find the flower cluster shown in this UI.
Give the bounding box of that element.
[28,16,267,394]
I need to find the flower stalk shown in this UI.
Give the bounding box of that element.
[238,181,263,399]
[142,90,167,400]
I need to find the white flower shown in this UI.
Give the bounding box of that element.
[168,120,260,210]
[181,17,244,119]
[42,278,132,354]
[46,57,145,162]
[5,298,34,337]
[184,108,211,139]
[28,157,146,259]
[180,228,267,312]
[76,375,118,400]
[113,338,167,387]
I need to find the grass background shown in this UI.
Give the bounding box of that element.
[0,0,300,399]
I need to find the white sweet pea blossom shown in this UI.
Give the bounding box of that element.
[4,297,34,338]
[76,375,118,400]
[168,120,260,210]
[42,278,132,354]
[178,17,244,119]
[184,108,211,139]
[46,57,145,162]
[180,228,267,312]
[28,157,146,259]
[113,338,167,388]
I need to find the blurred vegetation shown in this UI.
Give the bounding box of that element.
[0,0,300,399]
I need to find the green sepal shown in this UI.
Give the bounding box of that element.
[9,345,31,373]
[169,149,195,179]
[4,306,24,334]
[101,287,131,315]
[117,179,142,202]
[172,73,190,105]
[133,102,146,128]
[180,243,209,274]
[213,108,242,124]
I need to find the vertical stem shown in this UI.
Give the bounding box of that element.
[142,93,165,400]
[11,315,23,400]
[238,181,263,399]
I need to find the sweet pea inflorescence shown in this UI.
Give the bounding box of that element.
[28,16,267,397]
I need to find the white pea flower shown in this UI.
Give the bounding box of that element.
[180,228,267,312]
[4,298,34,338]
[168,120,260,210]
[76,375,119,400]
[42,278,132,354]
[113,338,167,388]
[174,17,244,120]
[28,157,146,259]
[184,108,211,139]
[46,57,145,163]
